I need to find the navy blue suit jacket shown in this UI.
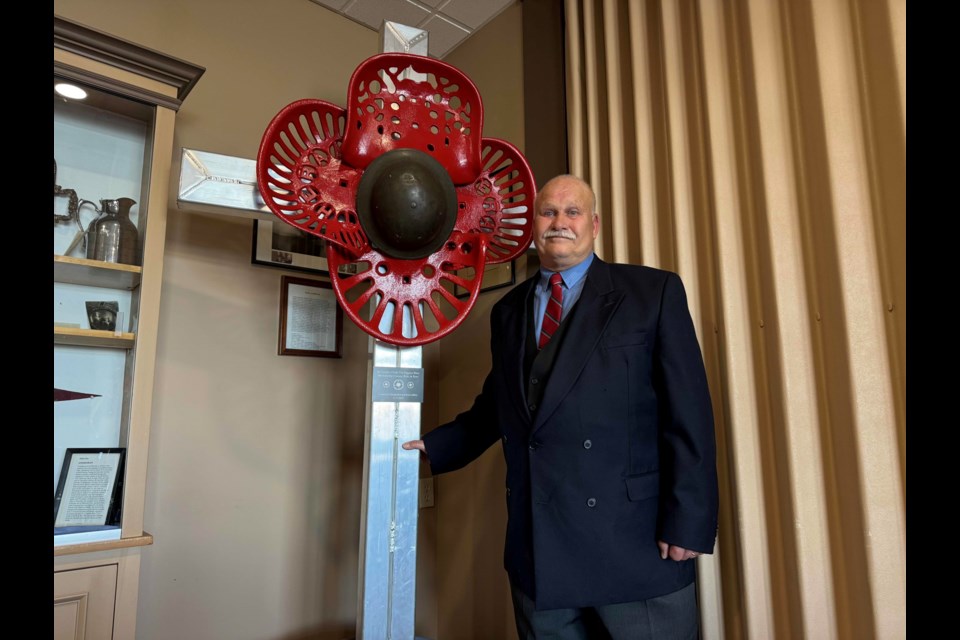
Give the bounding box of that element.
[423,256,718,610]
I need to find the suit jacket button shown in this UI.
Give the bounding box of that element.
[529,441,539,451]
[531,377,539,385]
[587,498,597,507]
[528,403,537,412]
[583,439,592,449]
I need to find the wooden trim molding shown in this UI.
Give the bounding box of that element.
[54,15,205,107]
[54,533,154,558]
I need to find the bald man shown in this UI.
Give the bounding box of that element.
[405,175,718,639]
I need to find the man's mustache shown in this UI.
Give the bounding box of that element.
[542,230,577,240]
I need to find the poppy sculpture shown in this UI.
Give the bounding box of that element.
[257,53,536,346]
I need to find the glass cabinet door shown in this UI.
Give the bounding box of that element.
[53,76,155,546]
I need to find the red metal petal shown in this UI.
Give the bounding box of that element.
[455,138,536,264]
[342,54,484,186]
[257,99,368,253]
[327,231,486,346]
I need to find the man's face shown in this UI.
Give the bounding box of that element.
[532,177,600,271]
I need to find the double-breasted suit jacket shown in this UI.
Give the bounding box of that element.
[423,256,719,610]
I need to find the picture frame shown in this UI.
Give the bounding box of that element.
[279,275,343,358]
[53,448,125,528]
[455,260,516,299]
[252,219,330,276]
[85,300,119,331]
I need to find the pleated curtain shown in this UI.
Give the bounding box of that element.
[562,1,905,637]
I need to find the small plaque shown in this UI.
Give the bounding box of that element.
[372,367,425,403]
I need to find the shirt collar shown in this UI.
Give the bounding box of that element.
[539,253,594,289]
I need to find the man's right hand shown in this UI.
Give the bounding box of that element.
[402,440,428,459]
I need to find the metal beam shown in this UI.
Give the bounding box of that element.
[356,23,429,640]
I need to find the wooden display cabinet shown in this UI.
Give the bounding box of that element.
[53,16,203,639]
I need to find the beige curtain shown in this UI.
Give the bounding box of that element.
[563,0,905,638]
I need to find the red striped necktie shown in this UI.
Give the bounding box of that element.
[539,272,564,349]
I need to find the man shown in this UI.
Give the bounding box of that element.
[404,175,718,639]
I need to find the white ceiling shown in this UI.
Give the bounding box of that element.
[309,0,517,59]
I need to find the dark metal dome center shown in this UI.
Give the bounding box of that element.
[356,148,458,260]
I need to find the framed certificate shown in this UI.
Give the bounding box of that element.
[279,275,343,358]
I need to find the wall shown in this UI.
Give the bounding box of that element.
[522,0,570,187]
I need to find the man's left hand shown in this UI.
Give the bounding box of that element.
[658,540,703,562]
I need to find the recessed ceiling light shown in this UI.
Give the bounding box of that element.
[55,83,87,100]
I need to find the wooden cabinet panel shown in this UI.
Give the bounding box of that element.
[54,564,118,640]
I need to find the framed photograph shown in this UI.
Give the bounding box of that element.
[279,275,343,358]
[455,260,516,299]
[85,300,119,331]
[53,448,125,528]
[252,219,330,276]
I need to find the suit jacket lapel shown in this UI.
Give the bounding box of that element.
[500,275,536,423]
[532,258,624,436]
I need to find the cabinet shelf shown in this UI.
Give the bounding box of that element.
[54,326,135,348]
[54,532,154,557]
[54,255,142,290]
